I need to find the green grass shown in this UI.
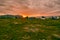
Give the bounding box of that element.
[0,18,60,40]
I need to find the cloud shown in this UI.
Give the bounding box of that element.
[0,0,60,16]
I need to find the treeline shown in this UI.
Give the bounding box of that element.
[0,15,23,19]
[0,15,60,20]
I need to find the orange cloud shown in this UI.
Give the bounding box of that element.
[0,0,60,17]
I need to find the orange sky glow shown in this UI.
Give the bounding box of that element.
[0,0,60,17]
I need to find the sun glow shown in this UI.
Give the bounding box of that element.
[23,15,27,17]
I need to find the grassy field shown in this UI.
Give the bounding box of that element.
[0,18,60,40]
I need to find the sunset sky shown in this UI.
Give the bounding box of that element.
[0,0,60,17]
